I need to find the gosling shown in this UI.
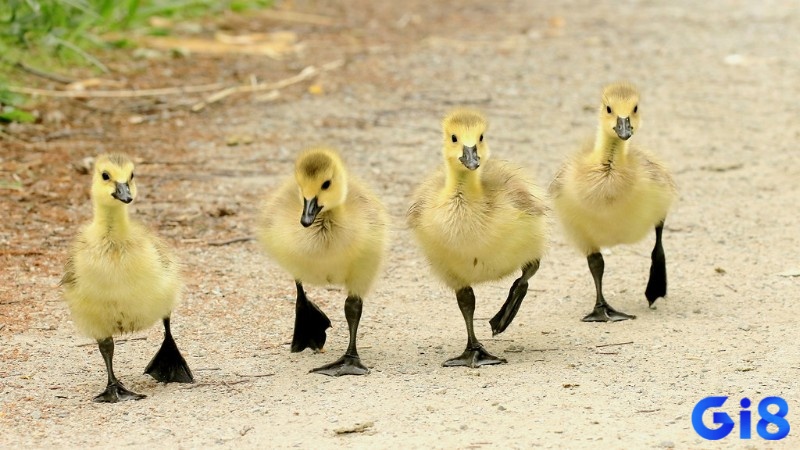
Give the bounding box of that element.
[257,147,388,376]
[550,82,677,322]
[61,154,193,403]
[408,108,548,367]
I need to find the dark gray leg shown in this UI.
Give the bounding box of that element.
[444,287,507,367]
[645,221,667,306]
[93,337,146,403]
[310,295,370,376]
[582,252,636,322]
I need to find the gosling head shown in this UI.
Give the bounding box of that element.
[294,148,348,228]
[600,82,641,141]
[442,108,489,172]
[92,153,137,207]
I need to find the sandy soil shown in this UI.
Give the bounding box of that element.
[2,0,799,448]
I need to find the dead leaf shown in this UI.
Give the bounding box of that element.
[334,421,374,435]
[225,134,254,146]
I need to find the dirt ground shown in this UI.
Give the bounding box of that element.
[2,0,799,448]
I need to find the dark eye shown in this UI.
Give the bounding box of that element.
[102,172,110,181]
[451,134,457,143]
[606,106,612,114]
[130,172,134,180]
[479,134,484,142]
[633,105,638,113]
[321,180,331,190]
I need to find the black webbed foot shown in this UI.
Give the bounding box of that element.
[490,278,528,336]
[93,382,146,403]
[645,278,667,307]
[443,344,507,368]
[489,260,540,335]
[582,304,636,322]
[145,318,194,383]
[310,354,369,376]
[292,283,332,353]
[645,221,667,306]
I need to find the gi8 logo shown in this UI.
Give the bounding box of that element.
[691,396,790,440]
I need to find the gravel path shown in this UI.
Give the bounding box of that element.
[1,0,799,448]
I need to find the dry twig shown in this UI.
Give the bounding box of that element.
[595,341,634,348]
[207,237,255,246]
[182,379,252,390]
[5,82,230,99]
[235,372,275,378]
[0,249,45,256]
[14,61,76,84]
[191,65,319,111]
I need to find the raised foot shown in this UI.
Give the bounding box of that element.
[145,337,194,383]
[443,344,507,368]
[93,382,146,403]
[645,282,667,307]
[582,304,636,322]
[310,355,369,376]
[292,300,331,353]
[489,279,528,336]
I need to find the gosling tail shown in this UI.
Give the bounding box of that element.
[145,318,194,383]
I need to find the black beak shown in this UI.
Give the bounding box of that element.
[111,182,133,204]
[459,145,480,170]
[614,116,633,140]
[300,197,323,227]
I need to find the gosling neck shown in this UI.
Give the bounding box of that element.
[594,128,630,166]
[92,199,132,240]
[444,159,483,198]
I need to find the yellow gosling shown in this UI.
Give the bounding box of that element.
[550,82,677,322]
[408,108,548,367]
[257,147,388,376]
[61,154,193,403]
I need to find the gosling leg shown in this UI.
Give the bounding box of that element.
[144,318,194,383]
[310,295,369,376]
[644,220,667,306]
[490,260,541,335]
[93,337,145,403]
[582,252,636,322]
[444,287,507,368]
[291,281,331,353]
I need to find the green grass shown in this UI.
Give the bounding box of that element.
[0,0,272,121]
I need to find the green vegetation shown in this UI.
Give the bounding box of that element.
[0,0,272,122]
